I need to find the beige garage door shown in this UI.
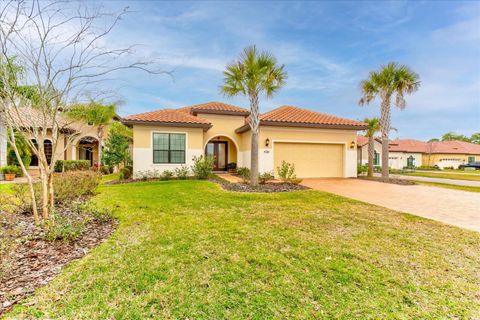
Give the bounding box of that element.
[274,142,344,178]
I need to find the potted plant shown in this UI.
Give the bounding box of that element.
[1,165,20,181]
[227,162,237,173]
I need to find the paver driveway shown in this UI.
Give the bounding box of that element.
[301,178,480,232]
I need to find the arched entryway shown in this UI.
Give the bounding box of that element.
[204,135,239,171]
[77,136,99,166]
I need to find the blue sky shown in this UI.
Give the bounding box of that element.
[102,1,479,140]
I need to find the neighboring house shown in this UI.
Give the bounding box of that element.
[3,107,112,175]
[122,102,367,178]
[388,139,425,169]
[423,140,480,169]
[357,136,382,166]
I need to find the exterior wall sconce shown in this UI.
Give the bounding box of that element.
[265,138,270,147]
[350,141,355,149]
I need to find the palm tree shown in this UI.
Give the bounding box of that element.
[68,102,117,167]
[363,117,380,178]
[221,46,287,185]
[359,62,420,180]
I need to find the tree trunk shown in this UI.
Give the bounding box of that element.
[8,129,39,223]
[48,172,54,208]
[249,92,260,186]
[39,162,49,220]
[251,130,259,186]
[380,96,391,180]
[367,136,374,178]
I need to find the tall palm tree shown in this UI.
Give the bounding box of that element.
[68,102,117,166]
[221,46,287,185]
[363,117,380,178]
[359,62,420,180]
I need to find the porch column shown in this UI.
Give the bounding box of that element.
[71,145,76,160]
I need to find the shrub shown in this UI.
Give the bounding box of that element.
[1,165,21,175]
[258,171,274,184]
[160,170,174,181]
[44,213,85,242]
[357,164,368,175]
[136,170,160,180]
[191,156,213,179]
[100,165,113,175]
[54,160,90,172]
[276,161,297,182]
[174,166,189,180]
[78,202,113,224]
[54,171,101,204]
[236,167,250,183]
[119,166,133,180]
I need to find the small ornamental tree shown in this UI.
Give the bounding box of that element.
[102,122,132,169]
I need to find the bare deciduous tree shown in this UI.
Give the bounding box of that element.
[0,0,166,223]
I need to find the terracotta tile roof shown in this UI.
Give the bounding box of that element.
[123,109,211,127]
[389,139,427,153]
[178,102,249,115]
[8,107,71,130]
[260,106,367,126]
[237,106,367,132]
[426,140,480,155]
[357,136,382,147]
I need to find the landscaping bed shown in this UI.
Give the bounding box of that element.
[358,176,416,185]
[0,207,116,315]
[213,177,309,192]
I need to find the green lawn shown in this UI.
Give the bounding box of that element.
[7,180,480,319]
[416,181,480,193]
[401,171,480,181]
[0,183,13,193]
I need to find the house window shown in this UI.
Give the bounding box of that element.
[468,156,475,163]
[153,133,185,164]
[30,140,38,166]
[407,155,415,167]
[44,140,53,164]
[373,151,380,166]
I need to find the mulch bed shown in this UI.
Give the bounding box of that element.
[358,176,416,185]
[0,214,116,315]
[212,178,310,193]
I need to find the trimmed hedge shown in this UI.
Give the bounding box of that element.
[54,160,90,172]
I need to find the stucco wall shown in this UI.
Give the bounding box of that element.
[388,152,423,169]
[243,126,358,177]
[423,153,479,169]
[358,140,382,165]
[132,125,204,176]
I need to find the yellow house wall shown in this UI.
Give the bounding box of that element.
[422,153,479,169]
[240,126,358,177]
[131,124,204,175]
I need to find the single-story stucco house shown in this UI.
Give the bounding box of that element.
[0,107,112,176]
[357,137,480,169]
[122,102,367,178]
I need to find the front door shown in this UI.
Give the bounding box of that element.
[205,141,228,171]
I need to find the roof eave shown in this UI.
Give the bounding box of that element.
[192,109,250,117]
[236,120,367,133]
[121,119,212,131]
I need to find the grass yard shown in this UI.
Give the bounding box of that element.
[401,171,480,181]
[416,181,480,193]
[6,180,480,319]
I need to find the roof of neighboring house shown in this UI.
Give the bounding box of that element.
[389,139,427,153]
[357,136,382,147]
[122,108,212,128]
[426,140,480,155]
[236,106,367,133]
[7,107,73,131]
[177,102,249,116]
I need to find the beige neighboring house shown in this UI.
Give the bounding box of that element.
[6,107,111,176]
[357,136,382,166]
[122,102,367,178]
[423,140,480,169]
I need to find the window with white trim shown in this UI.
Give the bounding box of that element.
[153,133,186,164]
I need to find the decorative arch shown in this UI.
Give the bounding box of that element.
[203,134,240,152]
